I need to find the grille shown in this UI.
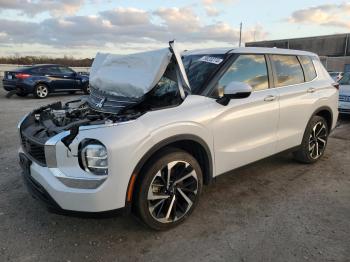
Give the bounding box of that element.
[21,135,46,166]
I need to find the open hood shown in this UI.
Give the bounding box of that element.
[88,41,190,113]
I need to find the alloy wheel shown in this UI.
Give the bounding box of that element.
[308,121,327,159]
[36,85,48,98]
[147,161,198,223]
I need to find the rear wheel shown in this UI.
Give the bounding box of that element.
[34,84,49,99]
[135,148,203,230]
[293,116,329,164]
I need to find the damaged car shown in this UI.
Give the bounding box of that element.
[18,41,338,230]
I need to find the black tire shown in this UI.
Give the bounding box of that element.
[82,83,90,94]
[293,115,329,164]
[134,148,203,230]
[34,84,49,99]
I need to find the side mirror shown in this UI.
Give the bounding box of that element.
[216,81,252,106]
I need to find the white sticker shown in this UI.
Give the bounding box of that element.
[198,56,223,64]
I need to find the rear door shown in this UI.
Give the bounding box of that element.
[210,54,280,174]
[270,55,319,152]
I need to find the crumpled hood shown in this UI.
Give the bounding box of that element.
[89,48,172,99]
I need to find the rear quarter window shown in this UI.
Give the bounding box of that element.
[299,56,317,81]
[271,55,304,87]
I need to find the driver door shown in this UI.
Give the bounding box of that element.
[210,54,280,175]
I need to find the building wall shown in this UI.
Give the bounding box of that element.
[246,33,350,72]
[320,57,350,72]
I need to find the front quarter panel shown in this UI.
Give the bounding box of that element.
[50,95,216,211]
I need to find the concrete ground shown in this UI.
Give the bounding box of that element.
[0,85,349,262]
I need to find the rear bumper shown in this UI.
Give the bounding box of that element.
[2,80,34,93]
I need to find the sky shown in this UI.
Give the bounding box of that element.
[0,0,349,58]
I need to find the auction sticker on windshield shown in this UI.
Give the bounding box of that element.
[198,56,223,64]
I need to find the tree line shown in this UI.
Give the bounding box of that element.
[0,55,93,67]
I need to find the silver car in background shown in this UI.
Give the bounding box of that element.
[338,72,350,114]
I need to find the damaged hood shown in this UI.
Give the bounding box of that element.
[89,41,190,102]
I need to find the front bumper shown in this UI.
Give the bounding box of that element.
[19,152,128,216]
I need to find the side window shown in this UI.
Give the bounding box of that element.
[218,55,269,93]
[271,55,304,87]
[46,66,61,75]
[30,67,46,75]
[299,56,317,81]
[339,72,350,85]
[58,66,74,75]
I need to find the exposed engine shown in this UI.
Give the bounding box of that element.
[20,99,141,145]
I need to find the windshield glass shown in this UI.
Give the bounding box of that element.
[182,54,225,94]
[339,72,350,85]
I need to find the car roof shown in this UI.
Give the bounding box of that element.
[183,47,318,57]
[31,64,64,67]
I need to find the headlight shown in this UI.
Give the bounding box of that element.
[80,141,108,175]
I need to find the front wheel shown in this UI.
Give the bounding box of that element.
[293,116,329,164]
[135,148,203,230]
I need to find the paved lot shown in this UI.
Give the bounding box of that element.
[0,84,349,262]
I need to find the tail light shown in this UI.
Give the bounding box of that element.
[15,73,31,80]
[332,83,339,90]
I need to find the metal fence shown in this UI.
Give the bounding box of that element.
[0,64,90,77]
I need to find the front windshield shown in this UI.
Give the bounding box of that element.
[339,72,350,85]
[182,54,225,95]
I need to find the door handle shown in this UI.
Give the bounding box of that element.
[307,87,316,93]
[264,95,276,102]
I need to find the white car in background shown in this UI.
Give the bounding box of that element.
[338,72,350,114]
[18,42,338,230]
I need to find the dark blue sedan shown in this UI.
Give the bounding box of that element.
[2,64,89,98]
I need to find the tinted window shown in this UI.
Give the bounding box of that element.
[218,54,269,92]
[46,66,61,74]
[58,66,74,74]
[339,72,350,85]
[299,56,317,81]
[182,54,225,94]
[271,55,304,87]
[30,67,47,74]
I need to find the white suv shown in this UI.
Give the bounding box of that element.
[18,42,338,230]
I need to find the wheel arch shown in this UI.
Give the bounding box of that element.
[125,134,213,207]
[34,81,51,91]
[312,106,334,132]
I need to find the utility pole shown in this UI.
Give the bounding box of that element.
[239,22,242,47]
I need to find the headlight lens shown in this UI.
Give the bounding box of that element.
[80,142,108,175]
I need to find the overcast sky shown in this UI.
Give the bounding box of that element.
[0,0,349,58]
